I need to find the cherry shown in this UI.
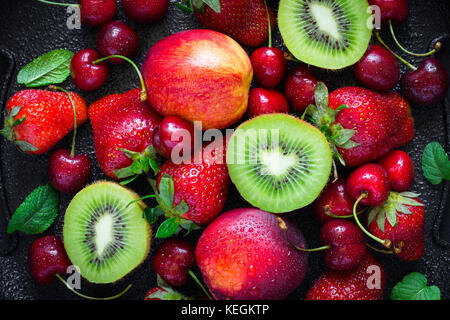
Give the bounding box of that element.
[320,220,367,271]
[277,218,366,271]
[152,116,196,161]
[29,236,71,285]
[246,87,289,118]
[122,0,169,24]
[400,58,449,106]
[284,66,318,113]
[369,0,409,24]
[70,49,109,91]
[48,149,91,194]
[37,0,117,27]
[151,238,195,287]
[251,48,287,88]
[96,21,140,64]
[354,44,399,91]
[378,150,414,192]
[313,178,364,224]
[346,163,391,207]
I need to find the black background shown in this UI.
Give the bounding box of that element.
[0,0,449,300]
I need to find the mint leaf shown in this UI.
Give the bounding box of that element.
[391,272,441,300]
[17,49,74,88]
[422,142,450,185]
[156,217,179,238]
[7,184,59,234]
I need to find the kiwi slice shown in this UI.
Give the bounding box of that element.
[63,181,151,284]
[278,0,372,70]
[226,114,332,213]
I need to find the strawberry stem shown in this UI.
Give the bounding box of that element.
[263,0,272,48]
[388,20,441,57]
[352,193,392,249]
[374,30,417,71]
[37,0,80,7]
[48,85,77,158]
[55,274,132,300]
[187,269,214,300]
[93,55,147,101]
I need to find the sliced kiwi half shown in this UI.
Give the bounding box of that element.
[278,0,372,70]
[227,114,332,213]
[63,181,151,284]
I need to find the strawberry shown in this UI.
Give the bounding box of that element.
[304,83,414,167]
[179,0,275,48]
[306,253,386,300]
[1,89,87,154]
[148,142,229,237]
[144,275,190,300]
[367,191,425,261]
[88,89,161,180]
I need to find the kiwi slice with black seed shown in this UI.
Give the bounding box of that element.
[278,0,372,70]
[63,181,151,284]
[226,114,332,213]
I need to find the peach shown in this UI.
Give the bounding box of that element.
[142,29,253,130]
[195,208,308,300]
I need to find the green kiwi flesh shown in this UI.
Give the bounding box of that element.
[278,0,372,70]
[226,114,332,213]
[63,181,151,284]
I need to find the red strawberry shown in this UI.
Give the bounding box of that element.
[367,191,425,261]
[306,253,386,300]
[151,142,229,235]
[1,89,87,154]
[89,89,161,179]
[188,0,275,48]
[305,84,414,167]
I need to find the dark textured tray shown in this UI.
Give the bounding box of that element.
[0,0,449,300]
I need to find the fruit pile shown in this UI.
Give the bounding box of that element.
[1,0,449,301]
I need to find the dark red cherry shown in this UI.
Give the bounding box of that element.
[284,66,319,113]
[368,0,409,24]
[247,87,289,118]
[251,47,287,88]
[48,149,91,194]
[151,238,195,287]
[378,150,414,192]
[153,116,196,161]
[346,164,391,207]
[79,0,118,27]
[400,58,449,106]
[122,0,169,24]
[29,236,71,285]
[314,178,364,224]
[354,44,400,91]
[96,20,140,64]
[320,220,367,271]
[70,49,109,91]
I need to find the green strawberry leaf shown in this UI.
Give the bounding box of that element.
[391,272,441,300]
[422,142,450,185]
[201,0,221,13]
[156,217,180,239]
[158,174,175,209]
[143,207,164,225]
[14,140,38,152]
[7,184,59,234]
[314,82,329,112]
[17,49,74,88]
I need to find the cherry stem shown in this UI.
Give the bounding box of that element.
[375,30,417,71]
[55,274,132,300]
[352,193,392,249]
[37,0,80,7]
[187,269,214,300]
[283,51,301,63]
[263,0,272,48]
[276,217,330,252]
[389,20,441,57]
[325,207,366,220]
[48,85,77,158]
[366,242,393,254]
[93,55,147,102]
